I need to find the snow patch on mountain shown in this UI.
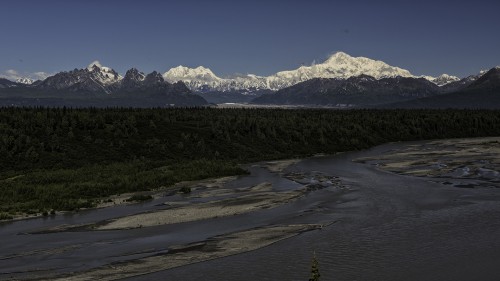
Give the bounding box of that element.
[163,66,225,91]
[430,74,460,86]
[164,66,221,82]
[16,77,34,85]
[87,61,123,85]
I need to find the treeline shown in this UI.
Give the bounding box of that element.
[1,107,500,215]
[2,107,499,170]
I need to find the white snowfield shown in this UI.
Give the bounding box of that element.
[16,77,35,85]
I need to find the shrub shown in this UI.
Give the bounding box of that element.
[125,194,153,202]
[0,213,13,220]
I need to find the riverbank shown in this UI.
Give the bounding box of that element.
[2,159,302,225]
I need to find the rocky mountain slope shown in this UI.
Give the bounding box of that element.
[381,67,500,109]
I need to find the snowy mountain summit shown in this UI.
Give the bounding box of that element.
[264,52,414,90]
[164,66,220,82]
[86,61,123,85]
[163,52,455,93]
[273,51,413,80]
[430,74,460,86]
[164,66,223,91]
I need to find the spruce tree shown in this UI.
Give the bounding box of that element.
[309,251,321,281]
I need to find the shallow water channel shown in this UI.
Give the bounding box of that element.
[1,141,500,280]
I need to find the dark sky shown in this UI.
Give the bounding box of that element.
[1,0,499,80]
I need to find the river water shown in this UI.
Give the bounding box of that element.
[1,141,500,280]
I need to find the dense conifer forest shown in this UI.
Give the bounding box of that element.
[1,107,500,217]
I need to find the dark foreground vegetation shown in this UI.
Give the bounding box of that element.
[1,107,500,217]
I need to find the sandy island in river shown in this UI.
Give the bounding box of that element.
[97,183,300,230]
[46,224,326,281]
[355,137,500,188]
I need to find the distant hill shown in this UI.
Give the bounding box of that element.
[0,78,21,89]
[383,67,500,109]
[252,75,441,107]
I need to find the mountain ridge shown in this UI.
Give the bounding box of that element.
[0,63,207,107]
[376,67,500,109]
[1,53,497,107]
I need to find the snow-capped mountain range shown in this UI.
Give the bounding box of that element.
[1,56,498,108]
[163,52,460,92]
[5,52,491,97]
[0,61,208,107]
[36,61,192,97]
